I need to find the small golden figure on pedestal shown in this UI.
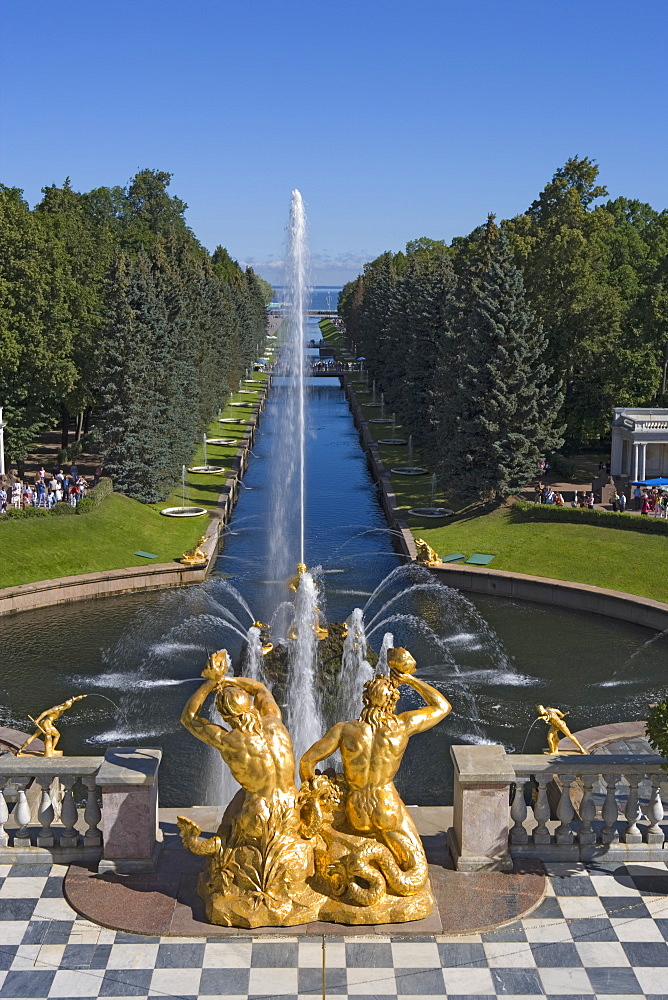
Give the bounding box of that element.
[16,695,88,757]
[415,537,441,566]
[536,704,587,754]
[180,535,209,567]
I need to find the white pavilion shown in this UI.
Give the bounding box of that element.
[610,407,668,481]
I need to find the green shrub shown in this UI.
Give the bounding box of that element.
[514,499,668,535]
[87,477,113,506]
[646,700,668,769]
[6,506,49,519]
[548,454,579,480]
[76,496,96,514]
[51,502,76,516]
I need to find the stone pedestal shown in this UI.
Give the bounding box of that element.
[449,745,514,872]
[97,747,162,873]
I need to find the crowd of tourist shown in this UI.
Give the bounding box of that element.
[0,463,102,514]
[533,480,668,517]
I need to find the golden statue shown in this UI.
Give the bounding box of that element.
[17,695,88,757]
[178,645,451,927]
[287,562,307,592]
[180,535,209,567]
[415,537,441,566]
[252,622,273,655]
[299,648,451,922]
[177,650,322,926]
[536,704,587,754]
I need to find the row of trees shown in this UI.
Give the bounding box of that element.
[339,158,668,501]
[0,170,272,501]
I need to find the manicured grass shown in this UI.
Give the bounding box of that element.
[0,493,206,588]
[0,369,273,588]
[412,504,668,603]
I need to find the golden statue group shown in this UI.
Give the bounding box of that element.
[177,643,451,927]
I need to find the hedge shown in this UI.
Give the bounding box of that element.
[514,499,668,536]
[86,477,113,507]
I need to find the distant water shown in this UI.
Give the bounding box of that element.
[272,286,342,311]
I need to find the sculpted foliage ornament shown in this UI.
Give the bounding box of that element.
[178,643,451,926]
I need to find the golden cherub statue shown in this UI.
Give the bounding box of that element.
[536,704,587,754]
[415,537,441,566]
[180,535,209,567]
[17,695,88,757]
[299,648,451,922]
[252,622,273,656]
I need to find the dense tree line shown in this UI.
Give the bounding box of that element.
[0,170,272,501]
[340,158,668,501]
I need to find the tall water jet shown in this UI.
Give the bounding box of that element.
[267,190,310,585]
[286,571,325,770]
[339,608,374,722]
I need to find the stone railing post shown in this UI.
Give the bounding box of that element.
[96,747,162,873]
[448,745,514,871]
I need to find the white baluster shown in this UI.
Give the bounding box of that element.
[37,781,55,847]
[623,776,643,843]
[59,776,79,848]
[83,776,101,847]
[646,777,665,845]
[601,773,620,844]
[533,775,552,845]
[14,784,33,847]
[555,774,575,845]
[577,775,598,846]
[0,778,8,848]
[510,779,529,844]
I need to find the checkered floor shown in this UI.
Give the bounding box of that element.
[1,862,668,999]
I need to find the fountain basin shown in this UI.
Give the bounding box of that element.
[368,417,391,423]
[187,466,226,475]
[390,467,428,475]
[230,402,253,407]
[219,418,245,423]
[206,438,238,446]
[408,507,454,518]
[378,438,407,446]
[160,506,208,517]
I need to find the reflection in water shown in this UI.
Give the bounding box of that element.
[0,375,664,806]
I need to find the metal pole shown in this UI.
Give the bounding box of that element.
[0,406,5,476]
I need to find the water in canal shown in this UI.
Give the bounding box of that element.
[1,348,666,806]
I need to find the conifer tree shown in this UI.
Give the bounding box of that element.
[438,218,564,500]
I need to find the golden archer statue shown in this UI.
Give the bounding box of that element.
[536,704,587,754]
[17,695,88,757]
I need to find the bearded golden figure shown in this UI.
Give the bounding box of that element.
[299,648,452,923]
[178,650,322,926]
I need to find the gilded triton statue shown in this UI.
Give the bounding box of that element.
[177,650,322,926]
[178,640,451,926]
[536,704,587,754]
[17,695,88,757]
[299,647,451,921]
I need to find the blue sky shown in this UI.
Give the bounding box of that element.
[2,0,666,284]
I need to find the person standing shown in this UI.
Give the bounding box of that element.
[618,491,627,512]
[633,485,642,510]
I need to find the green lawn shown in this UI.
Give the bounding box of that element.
[0,493,206,588]
[0,370,272,589]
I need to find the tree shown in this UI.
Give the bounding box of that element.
[438,219,564,500]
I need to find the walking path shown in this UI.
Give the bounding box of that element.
[1,859,667,998]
